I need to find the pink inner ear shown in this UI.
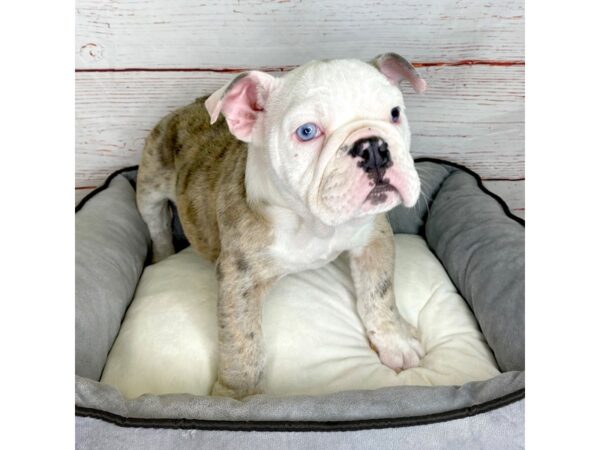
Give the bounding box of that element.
[220,76,264,141]
[377,55,427,94]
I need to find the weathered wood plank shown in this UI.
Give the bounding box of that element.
[76,0,524,69]
[482,179,524,217]
[406,64,524,179]
[76,64,524,186]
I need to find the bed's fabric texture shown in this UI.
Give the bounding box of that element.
[77,370,523,422]
[76,398,524,450]
[75,175,150,380]
[74,160,524,434]
[100,235,499,398]
[425,171,525,372]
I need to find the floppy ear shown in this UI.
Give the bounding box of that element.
[204,71,275,142]
[371,53,427,94]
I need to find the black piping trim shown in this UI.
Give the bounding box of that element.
[75,388,524,432]
[414,157,525,226]
[75,165,140,213]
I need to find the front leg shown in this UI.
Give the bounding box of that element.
[211,252,274,399]
[349,215,424,372]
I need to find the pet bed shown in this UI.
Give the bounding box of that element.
[100,236,500,398]
[75,159,524,449]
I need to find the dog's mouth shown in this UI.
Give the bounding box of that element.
[365,179,398,205]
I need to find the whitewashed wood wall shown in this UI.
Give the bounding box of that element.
[75,0,524,217]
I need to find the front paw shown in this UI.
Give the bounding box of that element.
[368,323,424,372]
[211,379,240,398]
[211,378,263,399]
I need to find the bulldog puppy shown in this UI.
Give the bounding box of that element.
[136,53,427,399]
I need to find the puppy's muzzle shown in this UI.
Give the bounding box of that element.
[348,136,392,181]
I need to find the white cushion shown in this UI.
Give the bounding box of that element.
[101,235,499,398]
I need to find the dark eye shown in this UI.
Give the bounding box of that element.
[295,123,321,141]
[391,106,401,123]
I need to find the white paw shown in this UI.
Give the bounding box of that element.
[368,323,424,372]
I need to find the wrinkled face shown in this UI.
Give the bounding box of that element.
[262,60,420,226]
[205,56,424,227]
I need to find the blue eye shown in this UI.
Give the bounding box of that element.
[295,123,320,141]
[391,106,401,123]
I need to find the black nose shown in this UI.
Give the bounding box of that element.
[349,136,392,174]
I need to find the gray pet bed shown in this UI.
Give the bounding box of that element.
[75,158,524,449]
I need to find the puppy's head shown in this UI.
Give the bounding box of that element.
[205,53,426,226]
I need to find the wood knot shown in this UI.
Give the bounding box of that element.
[79,43,104,62]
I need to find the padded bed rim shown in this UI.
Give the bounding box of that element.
[75,387,524,432]
[75,157,525,430]
[76,164,140,213]
[412,157,524,226]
